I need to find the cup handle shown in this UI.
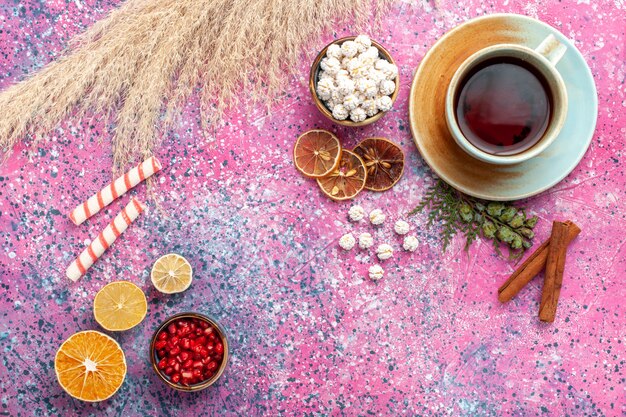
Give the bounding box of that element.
[534,34,567,66]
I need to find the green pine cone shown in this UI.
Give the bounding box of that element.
[499,207,518,223]
[525,216,539,228]
[482,221,497,238]
[519,227,535,239]
[486,202,505,217]
[497,226,515,243]
[510,235,523,250]
[508,213,525,228]
[459,203,473,223]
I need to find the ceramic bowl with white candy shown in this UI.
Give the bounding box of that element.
[309,35,399,126]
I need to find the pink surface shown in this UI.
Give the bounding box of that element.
[0,1,625,416]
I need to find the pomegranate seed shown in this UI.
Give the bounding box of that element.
[188,333,197,340]
[174,362,180,372]
[183,359,194,369]
[158,332,168,341]
[199,348,209,357]
[209,333,217,341]
[196,336,207,346]
[182,371,193,379]
[181,338,191,350]
[179,351,190,361]
[167,358,177,367]
[171,373,181,384]
[158,358,167,370]
[190,322,197,331]
[206,343,214,353]
[196,328,203,336]
[158,349,167,358]
[192,368,202,378]
[192,360,203,369]
[213,352,223,360]
[207,360,218,371]
[165,366,174,376]
[204,370,215,380]
[170,346,181,356]
[178,326,190,337]
[215,342,224,355]
[154,340,167,350]
[193,345,203,354]
[199,321,209,329]
[167,323,177,334]
[201,357,210,365]
[176,320,187,327]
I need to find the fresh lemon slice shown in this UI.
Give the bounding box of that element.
[151,254,193,294]
[55,330,126,402]
[93,281,147,331]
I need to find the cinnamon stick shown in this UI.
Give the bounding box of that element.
[498,220,580,303]
[538,221,576,322]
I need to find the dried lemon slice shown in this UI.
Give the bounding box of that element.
[316,150,367,201]
[93,281,147,331]
[353,137,405,191]
[151,254,193,294]
[55,330,126,402]
[293,129,342,178]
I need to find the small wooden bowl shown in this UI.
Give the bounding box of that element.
[150,312,229,392]
[309,36,400,127]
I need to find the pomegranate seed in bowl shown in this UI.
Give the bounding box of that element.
[150,312,229,391]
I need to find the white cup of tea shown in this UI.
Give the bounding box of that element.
[445,34,568,165]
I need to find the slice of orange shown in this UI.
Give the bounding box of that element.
[151,253,193,294]
[317,150,367,201]
[353,137,405,191]
[93,281,147,331]
[293,129,342,178]
[55,330,126,402]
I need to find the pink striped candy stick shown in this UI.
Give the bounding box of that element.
[66,198,146,281]
[69,156,161,225]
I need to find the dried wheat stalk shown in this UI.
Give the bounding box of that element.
[0,0,392,171]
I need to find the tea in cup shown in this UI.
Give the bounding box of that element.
[445,34,568,165]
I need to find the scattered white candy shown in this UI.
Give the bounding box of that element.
[350,107,367,123]
[376,95,393,112]
[359,232,374,249]
[354,35,372,52]
[332,104,349,120]
[339,233,356,250]
[337,78,355,96]
[394,220,410,235]
[326,43,343,60]
[376,244,394,260]
[348,205,365,221]
[369,209,386,225]
[379,79,396,96]
[341,40,359,58]
[403,235,419,252]
[343,94,360,111]
[316,78,334,101]
[368,264,385,280]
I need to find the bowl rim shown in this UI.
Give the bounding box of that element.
[149,311,229,392]
[309,36,400,127]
